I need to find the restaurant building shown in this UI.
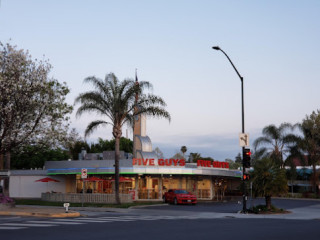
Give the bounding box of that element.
[45,157,241,201]
[7,80,242,200]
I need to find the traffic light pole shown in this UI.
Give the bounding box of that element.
[212,46,247,213]
[241,78,247,213]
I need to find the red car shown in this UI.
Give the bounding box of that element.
[163,189,197,205]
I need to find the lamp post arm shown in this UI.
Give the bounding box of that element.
[219,49,243,82]
[218,48,245,134]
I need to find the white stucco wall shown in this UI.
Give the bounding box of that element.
[9,175,66,198]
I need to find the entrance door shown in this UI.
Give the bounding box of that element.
[186,178,197,195]
[137,177,159,199]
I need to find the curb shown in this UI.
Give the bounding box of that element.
[0,210,80,218]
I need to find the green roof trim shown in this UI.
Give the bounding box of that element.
[47,172,195,175]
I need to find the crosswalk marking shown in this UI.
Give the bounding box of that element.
[0,223,56,227]
[27,220,84,225]
[0,215,206,230]
[53,218,112,223]
[0,226,27,230]
[92,217,134,222]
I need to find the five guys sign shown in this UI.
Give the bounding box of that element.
[132,158,229,169]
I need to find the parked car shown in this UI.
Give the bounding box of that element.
[163,189,197,205]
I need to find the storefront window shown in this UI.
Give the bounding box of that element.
[75,175,134,194]
[213,178,228,200]
[162,177,180,191]
[197,178,211,199]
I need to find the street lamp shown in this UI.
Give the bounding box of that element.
[212,46,247,213]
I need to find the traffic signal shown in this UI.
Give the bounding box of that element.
[243,148,251,168]
[243,173,250,181]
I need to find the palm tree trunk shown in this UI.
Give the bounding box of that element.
[115,136,121,204]
[265,195,272,210]
[0,153,4,170]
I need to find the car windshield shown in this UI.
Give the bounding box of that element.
[174,190,189,194]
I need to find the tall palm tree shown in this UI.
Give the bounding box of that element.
[180,146,187,160]
[75,73,171,204]
[253,123,297,168]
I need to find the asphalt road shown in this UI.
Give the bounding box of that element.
[143,198,320,213]
[0,199,319,240]
[0,216,319,240]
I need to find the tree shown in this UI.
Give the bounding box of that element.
[11,145,69,169]
[188,152,202,163]
[62,128,83,159]
[119,137,133,154]
[75,73,170,204]
[90,138,114,153]
[90,137,133,154]
[252,158,288,210]
[253,123,297,168]
[180,146,187,159]
[154,147,164,159]
[0,42,72,170]
[294,110,320,194]
[69,141,90,160]
[225,158,241,169]
[171,152,184,159]
[235,153,242,164]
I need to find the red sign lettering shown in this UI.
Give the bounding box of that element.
[132,158,226,168]
[197,160,229,169]
[133,158,186,167]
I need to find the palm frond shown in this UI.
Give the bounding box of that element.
[262,125,280,140]
[138,106,171,122]
[253,136,273,149]
[84,120,111,138]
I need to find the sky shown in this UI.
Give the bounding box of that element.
[0,0,320,160]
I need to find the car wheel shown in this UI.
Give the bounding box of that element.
[174,198,178,205]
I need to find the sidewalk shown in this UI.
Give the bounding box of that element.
[0,205,80,218]
[1,202,319,220]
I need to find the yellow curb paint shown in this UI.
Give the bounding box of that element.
[0,211,80,218]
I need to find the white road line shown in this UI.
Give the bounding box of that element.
[27,221,84,225]
[100,219,134,222]
[53,219,112,223]
[79,217,115,221]
[0,226,27,230]
[133,216,165,221]
[0,223,56,227]
[94,217,134,222]
[181,216,202,219]
[98,217,138,220]
[0,216,21,220]
[156,216,180,219]
[98,216,178,221]
[99,216,168,221]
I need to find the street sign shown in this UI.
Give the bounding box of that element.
[81,168,87,179]
[239,133,249,147]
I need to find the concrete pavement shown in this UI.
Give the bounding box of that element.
[0,201,319,220]
[123,204,320,220]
